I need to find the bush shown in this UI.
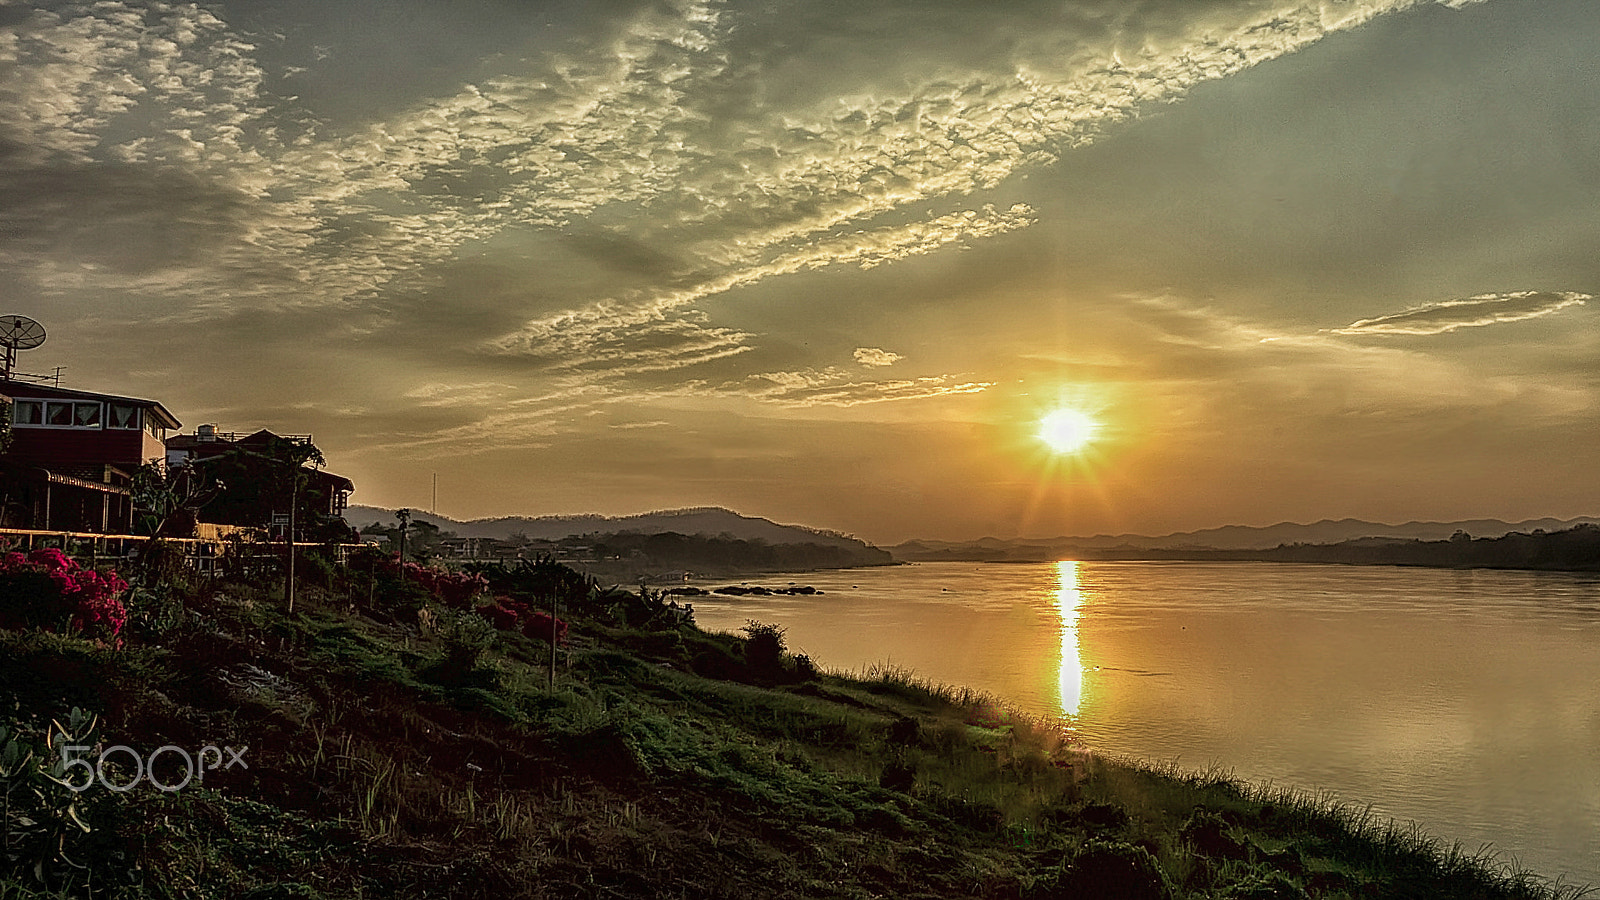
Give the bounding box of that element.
[1032,839,1174,900]
[0,548,130,647]
[741,620,787,676]
[419,608,501,689]
[473,595,569,645]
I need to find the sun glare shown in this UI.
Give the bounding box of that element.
[1038,409,1100,454]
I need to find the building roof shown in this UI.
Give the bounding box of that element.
[0,379,182,429]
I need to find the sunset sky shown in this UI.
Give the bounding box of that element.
[4,0,1598,543]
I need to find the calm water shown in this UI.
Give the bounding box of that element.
[690,561,1600,887]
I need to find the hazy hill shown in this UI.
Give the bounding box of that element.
[346,504,874,552]
[893,515,1600,561]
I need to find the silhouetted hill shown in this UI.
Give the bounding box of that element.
[893,516,1600,561]
[348,505,867,547]
[1091,524,1600,572]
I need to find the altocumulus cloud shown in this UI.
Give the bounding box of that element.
[0,0,1503,455]
[1330,292,1591,336]
[854,348,903,368]
[727,369,994,408]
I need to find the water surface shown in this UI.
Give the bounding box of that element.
[690,561,1600,887]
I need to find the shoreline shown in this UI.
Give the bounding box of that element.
[1,557,1586,897]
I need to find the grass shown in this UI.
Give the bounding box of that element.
[0,567,1592,899]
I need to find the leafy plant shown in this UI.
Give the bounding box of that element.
[0,707,110,892]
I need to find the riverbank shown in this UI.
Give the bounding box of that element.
[0,558,1584,898]
[897,522,1600,572]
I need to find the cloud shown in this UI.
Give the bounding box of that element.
[3,0,1511,463]
[609,421,669,430]
[722,367,992,408]
[402,382,516,406]
[1329,292,1590,336]
[483,203,1035,370]
[853,348,902,367]
[3,0,1437,332]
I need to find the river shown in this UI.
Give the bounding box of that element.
[688,560,1600,888]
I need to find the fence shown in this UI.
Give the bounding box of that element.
[0,527,364,576]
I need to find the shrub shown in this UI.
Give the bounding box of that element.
[792,652,820,681]
[420,608,501,689]
[472,595,569,645]
[741,620,787,675]
[0,548,130,647]
[350,548,487,618]
[1032,839,1174,900]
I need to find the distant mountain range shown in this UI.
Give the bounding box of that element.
[891,516,1600,561]
[345,505,875,552]
[347,504,1600,565]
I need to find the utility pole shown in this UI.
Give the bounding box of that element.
[285,474,297,612]
[549,593,558,689]
[431,473,437,514]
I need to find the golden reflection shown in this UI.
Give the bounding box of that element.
[1057,560,1084,716]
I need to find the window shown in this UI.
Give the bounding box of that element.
[13,398,125,428]
[45,402,73,426]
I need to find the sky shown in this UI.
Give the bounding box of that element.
[3,0,1598,544]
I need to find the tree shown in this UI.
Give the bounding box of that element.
[181,436,345,540]
[130,463,218,537]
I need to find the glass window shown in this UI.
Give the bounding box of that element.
[108,404,140,429]
[75,402,102,428]
[46,402,73,426]
[14,401,42,425]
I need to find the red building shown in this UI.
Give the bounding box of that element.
[0,380,181,532]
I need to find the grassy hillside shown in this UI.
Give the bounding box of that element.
[0,553,1586,899]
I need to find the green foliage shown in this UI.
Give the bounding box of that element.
[0,707,130,895]
[740,620,786,675]
[129,464,215,538]
[121,583,188,642]
[469,553,602,608]
[580,530,893,571]
[1031,839,1174,900]
[346,546,432,621]
[130,537,190,588]
[1159,522,1600,571]
[417,608,500,691]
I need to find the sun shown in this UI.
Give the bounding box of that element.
[1038,409,1100,454]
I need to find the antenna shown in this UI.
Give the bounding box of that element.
[0,315,46,381]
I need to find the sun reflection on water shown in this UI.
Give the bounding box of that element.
[1057,560,1084,716]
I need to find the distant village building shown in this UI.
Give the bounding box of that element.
[0,380,180,532]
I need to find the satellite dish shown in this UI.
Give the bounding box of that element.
[0,316,45,350]
[0,315,46,380]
